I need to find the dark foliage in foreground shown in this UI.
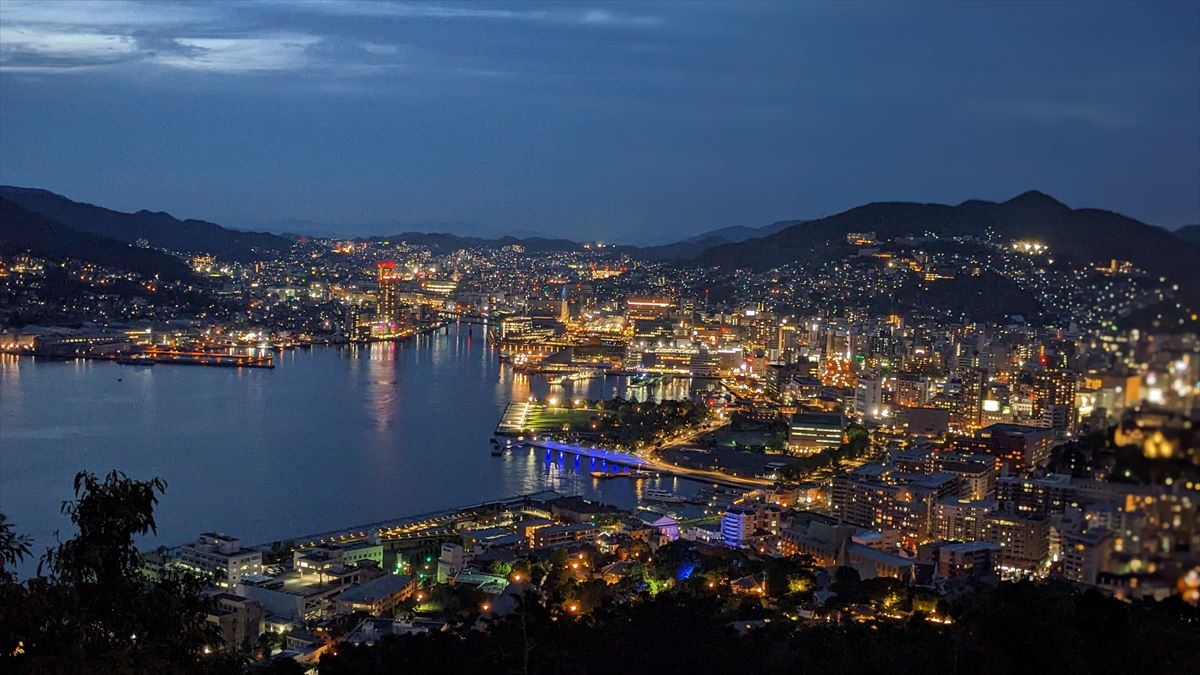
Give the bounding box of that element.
[321,583,1200,675]
[1,471,238,675]
[3,472,1199,675]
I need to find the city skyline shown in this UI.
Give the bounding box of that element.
[2,2,1199,672]
[2,1,1198,242]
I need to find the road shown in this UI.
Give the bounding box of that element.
[639,414,776,488]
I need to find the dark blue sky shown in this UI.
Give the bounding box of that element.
[1,1,1197,243]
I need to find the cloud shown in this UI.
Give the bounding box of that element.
[0,1,663,77]
[0,26,138,62]
[0,0,215,28]
[256,1,662,29]
[580,9,663,29]
[151,35,321,73]
[0,1,322,75]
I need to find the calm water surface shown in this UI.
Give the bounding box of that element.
[0,325,705,567]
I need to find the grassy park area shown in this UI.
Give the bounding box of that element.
[496,398,706,448]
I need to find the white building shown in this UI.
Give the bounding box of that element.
[177,533,263,588]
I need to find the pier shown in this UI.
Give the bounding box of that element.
[140,348,274,368]
[276,491,564,550]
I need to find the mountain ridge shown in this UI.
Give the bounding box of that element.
[0,198,193,281]
[695,191,1200,301]
[0,186,291,261]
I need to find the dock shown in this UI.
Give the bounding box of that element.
[140,348,274,368]
[272,491,565,550]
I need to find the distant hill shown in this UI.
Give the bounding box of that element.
[635,235,734,261]
[363,231,591,253]
[697,191,1200,300]
[635,220,805,261]
[0,187,290,261]
[684,219,803,244]
[1175,225,1200,246]
[0,198,193,281]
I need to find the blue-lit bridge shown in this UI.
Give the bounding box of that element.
[527,439,651,469]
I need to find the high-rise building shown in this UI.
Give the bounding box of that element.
[1034,341,1077,433]
[955,368,988,433]
[854,372,885,421]
[344,301,372,342]
[376,261,402,325]
[895,373,929,408]
[1034,367,1077,432]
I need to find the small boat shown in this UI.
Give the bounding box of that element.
[643,489,687,503]
[116,354,155,366]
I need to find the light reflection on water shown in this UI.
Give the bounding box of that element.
[0,325,708,574]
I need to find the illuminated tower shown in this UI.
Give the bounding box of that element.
[376,261,401,325]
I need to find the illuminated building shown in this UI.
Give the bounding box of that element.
[766,362,816,400]
[499,315,533,338]
[983,512,1049,577]
[176,533,263,588]
[854,372,886,421]
[206,593,267,655]
[721,503,782,549]
[294,541,384,575]
[344,301,372,342]
[895,406,950,438]
[893,449,996,500]
[1060,529,1114,586]
[334,574,417,617]
[934,497,997,541]
[931,541,999,580]
[963,423,1054,473]
[995,474,1072,514]
[1033,342,1077,432]
[787,412,845,455]
[419,278,457,296]
[831,466,960,546]
[531,523,600,548]
[895,373,930,407]
[625,296,674,321]
[375,261,402,325]
[954,368,987,433]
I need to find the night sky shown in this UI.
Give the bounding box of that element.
[1,1,1197,243]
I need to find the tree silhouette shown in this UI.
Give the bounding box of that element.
[1,470,238,674]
